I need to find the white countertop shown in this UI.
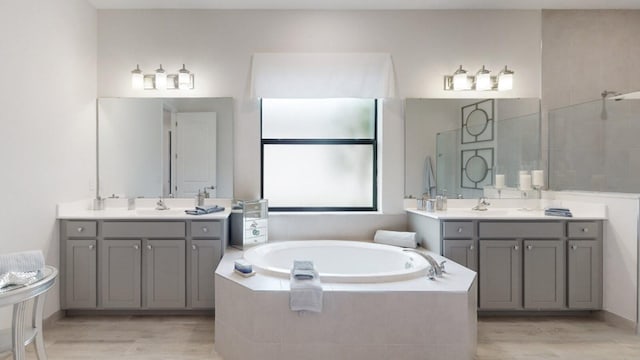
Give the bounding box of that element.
[405,198,607,220]
[57,198,232,220]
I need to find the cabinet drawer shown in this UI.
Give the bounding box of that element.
[567,222,599,238]
[191,221,222,238]
[479,221,563,239]
[443,221,473,239]
[102,222,185,238]
[65,221,97,238]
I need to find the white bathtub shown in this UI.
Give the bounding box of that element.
[243,240,430,283]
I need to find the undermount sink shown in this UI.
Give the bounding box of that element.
[135,208,186,216]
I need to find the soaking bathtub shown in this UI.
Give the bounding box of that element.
[214,240,477,360]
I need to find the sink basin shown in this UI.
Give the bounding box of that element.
[135,208,186,216]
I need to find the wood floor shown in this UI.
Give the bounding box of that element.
[7,315,640,359]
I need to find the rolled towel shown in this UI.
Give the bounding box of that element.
[374,230,417,248]
[292,260,316,280]
[290,271,323,313]
[0,250,45,275]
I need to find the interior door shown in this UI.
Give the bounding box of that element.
[175,112,217,197]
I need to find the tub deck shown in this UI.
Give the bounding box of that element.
[214,244,477,360]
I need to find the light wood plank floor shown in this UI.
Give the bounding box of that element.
[5,315,640,359]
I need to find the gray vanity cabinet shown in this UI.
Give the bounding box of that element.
[65,239,97,308]
[145,239,186,309]
[101,239,142,308]
[567,221,602,309]
[62,221,98,309]
[523,240,565,309]
[190,240,221,308]
[478,222,566,310]
[479,239,522,309]
[443,240,477,271]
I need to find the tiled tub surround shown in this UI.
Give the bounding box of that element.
[215,247,477,360]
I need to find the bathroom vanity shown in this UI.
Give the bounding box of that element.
[407,204,605,311]
[58,205,229,311]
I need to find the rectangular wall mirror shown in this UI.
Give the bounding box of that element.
[97,97,233,199]
[405,98,541,199]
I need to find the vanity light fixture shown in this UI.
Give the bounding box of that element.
[131,64,144,90]
[452,65,471,91]
[155,64,167,90]
[129,64,195,90]
[475,65,492,91]
[444,65,515,91]
[497,65,514,91]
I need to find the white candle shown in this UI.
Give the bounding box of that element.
[532,170,544,188]
[495,174,505,189]
[519,173,532,191]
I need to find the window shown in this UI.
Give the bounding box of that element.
[261,98,378,211]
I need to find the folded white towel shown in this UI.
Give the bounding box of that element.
[0,250,45,275]
[374,230,417,248]
[289,270,323,313]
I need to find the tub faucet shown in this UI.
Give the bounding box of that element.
[403,249,445,280]
[472,197,490,211]
[155,198,169,210]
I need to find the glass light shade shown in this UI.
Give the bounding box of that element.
[155,65,166,90]
[178,64,190,90]
[131,65,143,90]
[498,66,514,91]
[475,67,492,91]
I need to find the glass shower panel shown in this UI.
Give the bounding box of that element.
[496,112,541,188]
[549,99,640,193]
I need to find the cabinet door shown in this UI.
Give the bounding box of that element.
[479,240,522,309]
[101,239,141,308]
[65,240,97,308]
[443,240,477,271]
[190,240,222,308]
[145,239,186,309]
[524,240,565,309]
[568,240,602,309]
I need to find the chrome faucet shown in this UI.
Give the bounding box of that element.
[155,198,169,210]
[403,249,445,280]
[472,197,490,211]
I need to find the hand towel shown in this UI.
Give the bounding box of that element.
[292,260,316,280]
[374,230,418,248]
[185,205,225,215]
[0,250,45,275]
[289,270,323,313]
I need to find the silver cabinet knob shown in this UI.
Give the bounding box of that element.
[77,227,84,233]
[133,244,139,250]
[571,244,578,250]
[147,245,152,250]
[469,245,474,251]
[89,244,95,250]
[192,245,197,250]
[526,245,533,250]
[457,227,463,233]
[582,228,589,233]
[202,227,208,233]
[513,245,519,251]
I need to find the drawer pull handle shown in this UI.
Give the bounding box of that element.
[582,228,589,233]
[526,245,533,250]
[192,245,197,250]
[89,244,95,250]
[133,245,139,250]
[147,245,152,250]
[457,227,463,233]
[202,227,208,233]
[513,245,519,251]
[77,227,84,233]
[469,245,474,251]
[571,245,578,250]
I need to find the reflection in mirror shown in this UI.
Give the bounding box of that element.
[405,98,540,199]
[98,97,233,199]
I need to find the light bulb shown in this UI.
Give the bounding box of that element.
[155,64,166,90]
[452,65,470,90]
[131,64,143,90]
[475,66,492,91]
[178,64,191,90]
[498,66,514,91]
